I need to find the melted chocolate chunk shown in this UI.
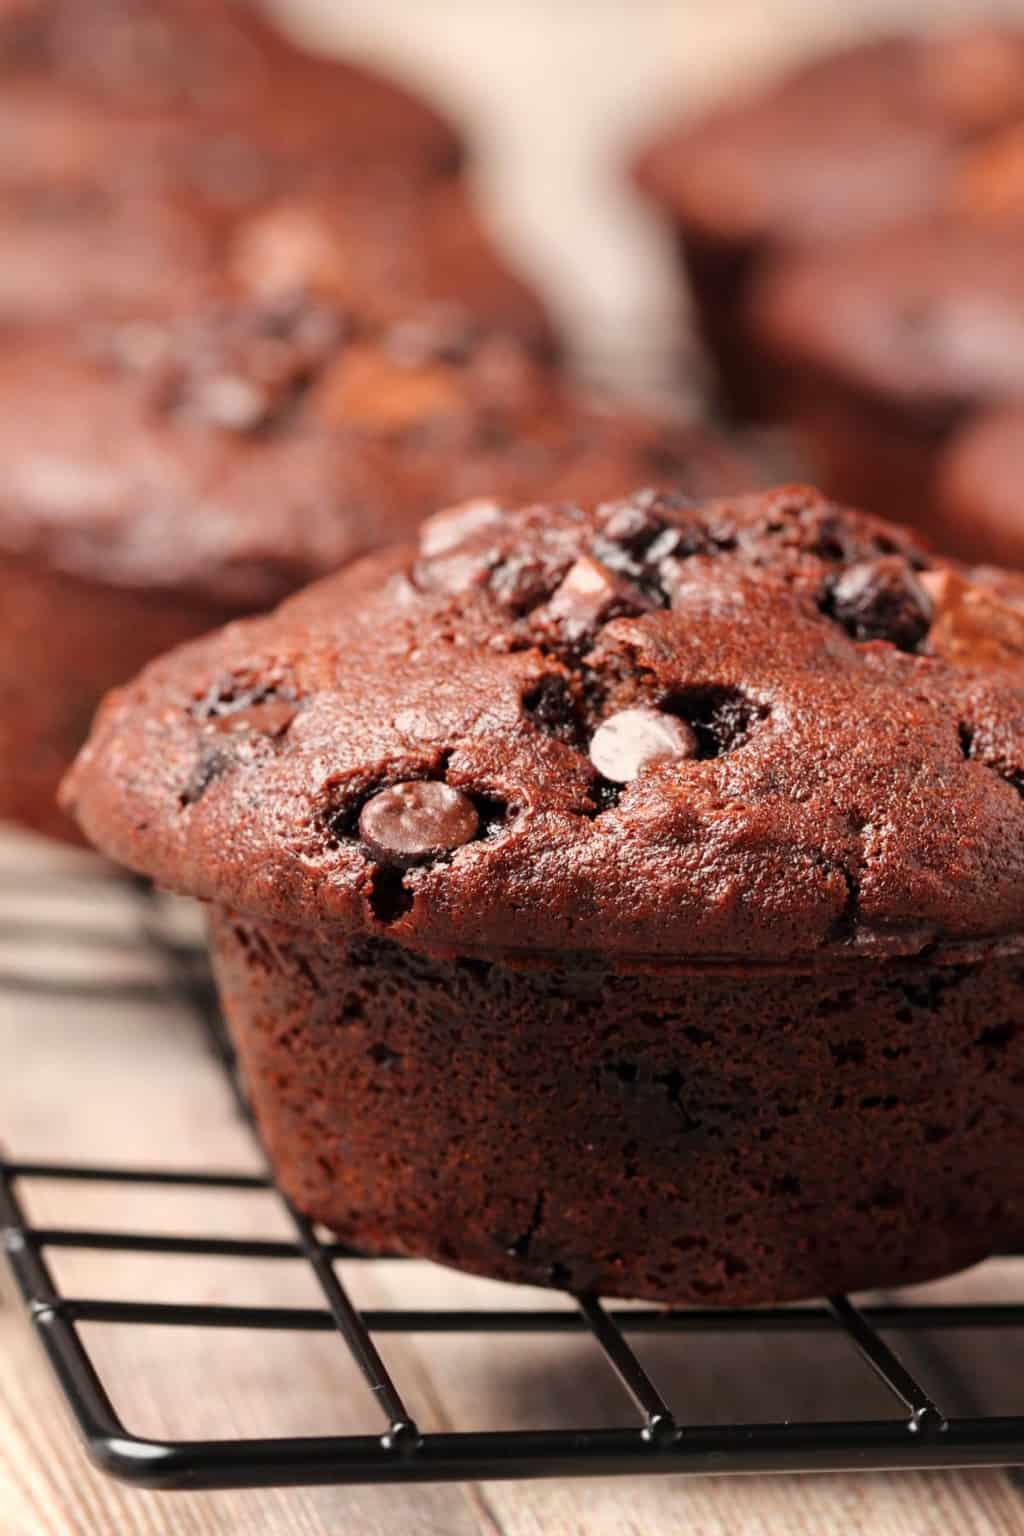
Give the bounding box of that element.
[522,673,581,743]
[589,707,698,784]
[536,555,652,644]
[828,556,934,650]
[191,678,294,722]
[206,697,297,737]
[359,781,480,867]
[419,498,504,557]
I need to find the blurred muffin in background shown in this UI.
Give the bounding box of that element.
[633,27,1024,419]
[745,220,1024,542]
[0,0,461,177]
[0,292,759,842]
[937,406,1024,570]
[0,0,559,345]
[230,177,558,362]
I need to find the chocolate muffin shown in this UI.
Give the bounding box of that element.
[0,0,477,328]
[747,220,1024,537]
[64,486,1024,1304]
[633,27,1024,416]
[0,0,461,180]
[1,294,755,842]
[936,406,1024,569]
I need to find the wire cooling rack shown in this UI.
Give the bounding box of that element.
[3,866,1024,1490]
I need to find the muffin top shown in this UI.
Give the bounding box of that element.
[634,27,1024,244]
[0,0,461,178]
[938,405,1024,567]
[0,124,551,344]
[64,486,1024,965]
[0,1,464,324]
[0,293,748,607]
[749,220,1024,416]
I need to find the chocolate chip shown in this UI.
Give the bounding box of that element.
[181,696,296,808]
[358,782,480,867]
[596,491,705,563]
[537,555,651,641]
[589,707,698,783]
[600,500,668,553]
[132,295,343,432]
[489,551,557,613]
[206,697,296,738]
[829,557,934,651]
[191,679,293,722]
[591,494,702,606]
[191,372,273,432]
[419,498,504,557]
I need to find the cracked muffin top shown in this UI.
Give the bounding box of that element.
[0,293,749,608]
[64,486,1024,965]
[634,27,1024,244]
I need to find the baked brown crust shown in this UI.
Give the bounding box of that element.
[64,486,1024,961]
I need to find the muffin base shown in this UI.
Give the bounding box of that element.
[210,910,1024,1305]
[1,557,226,843]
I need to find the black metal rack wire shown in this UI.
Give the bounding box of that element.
[3,870,1024,1489]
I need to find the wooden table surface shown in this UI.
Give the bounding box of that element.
[8,2,1024,1531]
